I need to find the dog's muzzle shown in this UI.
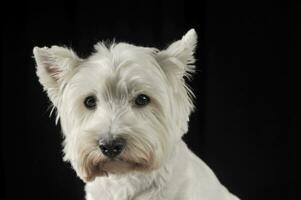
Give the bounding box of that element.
[99,137,126,158]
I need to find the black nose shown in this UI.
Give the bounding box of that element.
[99,137,126,158]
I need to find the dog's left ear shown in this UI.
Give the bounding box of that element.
[33,46,81,104]
[157,29,197,79]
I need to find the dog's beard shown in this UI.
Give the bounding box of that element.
[77,138,157,182]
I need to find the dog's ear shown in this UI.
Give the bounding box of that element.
[33,46,81,104]
[157,29,197,79]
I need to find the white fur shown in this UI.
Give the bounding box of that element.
[33,29,240,200]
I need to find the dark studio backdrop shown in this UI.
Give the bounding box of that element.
[1,0,298,200]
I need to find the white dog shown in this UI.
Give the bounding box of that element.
[33,29,240,200]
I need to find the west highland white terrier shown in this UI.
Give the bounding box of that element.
[33,29,240,200]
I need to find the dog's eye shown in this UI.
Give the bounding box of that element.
[84,95,97,109]
[134,94,150,106]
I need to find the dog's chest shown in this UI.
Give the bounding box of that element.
[85,176,166,200]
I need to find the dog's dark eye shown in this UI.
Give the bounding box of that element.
[84,95,97,109]
[134,94,150,106]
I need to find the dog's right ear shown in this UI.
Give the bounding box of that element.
[33,46,81,104]
[156,29,197,79]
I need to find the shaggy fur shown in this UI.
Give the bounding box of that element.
[33,29,240,200]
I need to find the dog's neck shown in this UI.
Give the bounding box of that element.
[87,140,187,200]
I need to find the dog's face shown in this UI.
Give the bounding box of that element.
[34,29,197,182]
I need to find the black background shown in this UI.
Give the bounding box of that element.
[1,0,298,200]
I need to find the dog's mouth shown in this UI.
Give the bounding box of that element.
[103,158,149,173]
[83,158,151,182]
[79,140,157,182]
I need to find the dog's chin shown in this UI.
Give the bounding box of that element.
[83,159,153,182]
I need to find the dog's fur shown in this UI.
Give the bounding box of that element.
[33,29,240,200]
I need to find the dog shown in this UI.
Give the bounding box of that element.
[33,29,240,200]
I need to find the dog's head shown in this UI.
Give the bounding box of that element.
[33,29,197,182]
